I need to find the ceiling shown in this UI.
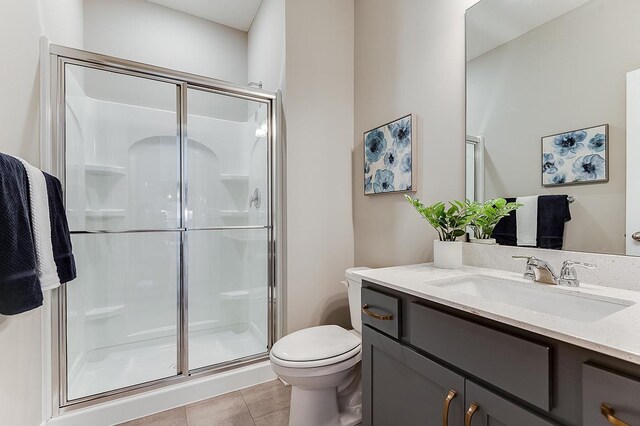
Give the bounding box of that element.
[145,0,264,31]
[466,0,592,61]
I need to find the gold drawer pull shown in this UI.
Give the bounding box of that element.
[442,390,457,426]
[601,403,631,426]
[361,304,392,321]
[465,402,479,426]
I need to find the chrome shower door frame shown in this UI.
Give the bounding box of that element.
[45,44,283,413]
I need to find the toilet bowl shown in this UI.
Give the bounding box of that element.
[269,267,369,426]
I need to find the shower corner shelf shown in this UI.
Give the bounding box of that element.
[219,210,249,219]
[219,174,249,184]
[85,208,126,218]
[84,305,125,321]
[68,164,127,176]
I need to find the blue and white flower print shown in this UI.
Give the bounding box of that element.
[553,130,586,158]
[365,129,387,163]
[400,153,412,173]
[373,169,395,193]
[587,133,606,152]
[542,124,607,186]
[572,154,605,181]
[542,153,563,174]
[364,115,413,194]
[388,117,412,149]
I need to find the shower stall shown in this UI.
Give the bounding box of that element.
[46,45,281,409]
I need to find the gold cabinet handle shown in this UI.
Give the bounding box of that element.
[465,402,479,426]
[601,403,631,426]
[361,304,392,320]
[442,390,457,426]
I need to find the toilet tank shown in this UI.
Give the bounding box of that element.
[343,267,370,333]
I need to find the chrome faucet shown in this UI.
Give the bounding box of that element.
[512,256,596,287]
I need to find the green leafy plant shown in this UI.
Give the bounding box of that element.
[467,198,522,240]
[405,195,474,241]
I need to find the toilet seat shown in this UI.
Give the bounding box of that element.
[270,325,362,368]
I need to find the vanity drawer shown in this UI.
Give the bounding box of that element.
[582,364,640,426]
[361,287,401,339]
[408,302,551,411]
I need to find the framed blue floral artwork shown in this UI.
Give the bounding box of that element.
[364,114,416,195]
[541,124,609,186]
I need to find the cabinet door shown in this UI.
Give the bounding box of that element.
[583,364,640,426]
[362,326,465,426]
[464,381,557,426]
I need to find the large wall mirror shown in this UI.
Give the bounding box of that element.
[466,0,640,256]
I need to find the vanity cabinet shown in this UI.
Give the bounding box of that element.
[361,282,640,426]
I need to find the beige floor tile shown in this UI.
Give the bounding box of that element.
[117,407,187,426]
[253,408,290,426]
[186,391,255,426]
[240,380,291,419]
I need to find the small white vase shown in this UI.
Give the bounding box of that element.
[433,240,463,269]
[469,238,497,245]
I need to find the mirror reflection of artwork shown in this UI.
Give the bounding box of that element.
[364,114,416,195]
[541,124,608,186]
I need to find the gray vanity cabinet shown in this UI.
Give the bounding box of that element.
[464,381,556,426]
[362,326,466,426]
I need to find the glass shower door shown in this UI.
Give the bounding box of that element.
[64,64,182,401]
[186,88,270,371]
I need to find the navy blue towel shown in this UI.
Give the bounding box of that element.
[537,195,571,250]
[44,173,76,283]
[0,154,43,315]
[491,197,517,246]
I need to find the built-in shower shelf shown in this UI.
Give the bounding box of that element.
[85,305,125,320]
[69,164,127,176]
[219,210,249,219]
[220,174,249,184]
[220,290,250,300]
[85,208,126,218]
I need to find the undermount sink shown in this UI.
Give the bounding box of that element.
[428,275,634,322]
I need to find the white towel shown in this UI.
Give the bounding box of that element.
[14,157,61,291]
[516,196,539,247]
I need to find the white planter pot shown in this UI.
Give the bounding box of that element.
[469,238,497,245]
[433,240,463,269]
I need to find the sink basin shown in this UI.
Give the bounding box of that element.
[428,275,634,322]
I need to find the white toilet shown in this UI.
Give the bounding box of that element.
[270,267,369,426]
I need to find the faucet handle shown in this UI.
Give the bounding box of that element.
[512,256,536,280]
[559,260,596,287]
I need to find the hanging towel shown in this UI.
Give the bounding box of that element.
[13,157,61,291]
[516,196,539,247]
[44,173,76,283]
[0,154,43,315]
[537,195,572,250]
[491,197,517,246]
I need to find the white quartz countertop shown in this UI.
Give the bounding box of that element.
[354,263,640,365]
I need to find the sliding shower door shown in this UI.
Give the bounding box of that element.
[57,53,275,406]
[186,88,270,371]
[64,64,182,401]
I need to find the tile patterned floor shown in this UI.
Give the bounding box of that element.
[119,380,291,426]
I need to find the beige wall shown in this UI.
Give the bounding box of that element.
[284,0,355,332]
[0,2,83,424]
[248,0,285,93]
[467,0,640,255]
[353,0,479,268]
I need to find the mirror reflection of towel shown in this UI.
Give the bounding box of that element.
[537,195,571,249]
[491,195,571,249]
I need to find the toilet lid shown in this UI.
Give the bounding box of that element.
[271,325,361,363]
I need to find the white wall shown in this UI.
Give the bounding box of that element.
[284,0,355,332]
[247,0,285,93]
[83,0,247,85]
[353,0,479,268]
[467,0,639,255]
[0,1,83,424]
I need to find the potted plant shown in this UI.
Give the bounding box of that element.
[466,198,521,244]
[405,195,474,268]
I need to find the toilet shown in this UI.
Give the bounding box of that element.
[270,267,369,426]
